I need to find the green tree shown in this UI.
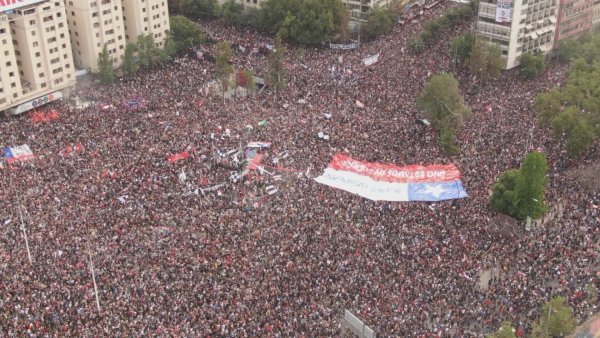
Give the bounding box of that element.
[513,152,548,220]
[487,322,517,338]
[530,296,576,338]
[534,39,600,158]
[533,89,561,127]
[490,169,521,218]
[215,41,234,102]
[268,38,286,93]
[242,69,255,97]
[97,45,114,84]
[361,7,395,40]
[490,152,548,220]
[183,0,218,19]
[169,15,205,55]
[409,36,426,54]
[262,0,347,45]
[136,33,166,68]
[466,39,503,84]
[556,39,581,63]
[439,127,460,154]
[450,32,475,64]
[520,53,546,79]
[416,73,471,130]
[121,42,138,75]
[259,0,300,33]
[219,0,245,26]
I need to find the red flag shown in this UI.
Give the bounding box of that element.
[168,151,190,163]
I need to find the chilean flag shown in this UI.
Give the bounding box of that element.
[314,154,467,202]
[3,145,35,164]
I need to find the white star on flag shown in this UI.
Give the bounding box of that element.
[422,184,447,198]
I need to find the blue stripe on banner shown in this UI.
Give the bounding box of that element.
[3,147,13,160]
[407,180,468,201]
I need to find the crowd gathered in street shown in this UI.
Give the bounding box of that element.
[1,1,599,336]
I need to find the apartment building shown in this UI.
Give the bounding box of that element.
[121,0,170,46]
[64,0,126,72]
[554,0,594,43]
[342,0,394,21]
[476,0,559,69]
[0,0,75,115]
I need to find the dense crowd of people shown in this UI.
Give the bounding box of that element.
[1,1,599,336]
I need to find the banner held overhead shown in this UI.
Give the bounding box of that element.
[314,154,468,202]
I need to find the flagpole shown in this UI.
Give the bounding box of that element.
[18,203,33,265]
[86,230,101,312]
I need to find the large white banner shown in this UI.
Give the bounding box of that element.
[314,154,468,201]
[496,0,513,23]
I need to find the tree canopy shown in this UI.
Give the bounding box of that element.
[520,53,546,79]
[417,73,470,153]
[490,152,548,220]
[530,296,576,338]
[533,32,600,158]
[218,0,246,26]
[361,7,395,41]
[417,73,471,129]
[215,41,234,101]
[97,45,114,84]
[168,15,205,55]
[136,33,166,68]
[268,38,287,93]
[121,42,138,75]
[177,0,219,19]
[466,39,503,83]
[451,32,475,64]
[260,0,347,45]
[487,322,517,338]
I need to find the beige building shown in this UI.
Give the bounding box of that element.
[64,0,126,71]
[121,0,170,46]
[0,0,75,115]
[476,0,559,69]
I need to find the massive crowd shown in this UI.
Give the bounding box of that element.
[1,1,599,336]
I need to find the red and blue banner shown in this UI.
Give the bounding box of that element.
[314,154,468,201]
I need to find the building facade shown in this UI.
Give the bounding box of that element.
[64,0,126,71]
[476,0,559,69]
[554,0,594,44]
[342,0,394,21]
[0,0,75,114]
[121,0,170,46]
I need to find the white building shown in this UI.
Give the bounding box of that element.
[476,0,559,69]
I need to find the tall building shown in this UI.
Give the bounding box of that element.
[554,0,594,44]
[121,0,170,46]
[476,0,559,69]
[64,0,126,71]
[0,0,75,115]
